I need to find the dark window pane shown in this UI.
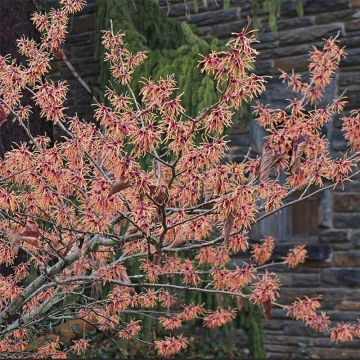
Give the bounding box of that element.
[287,189,319,237]
[291,200,309,236]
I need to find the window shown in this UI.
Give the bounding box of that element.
[279,189,319,241]
[255,187,322,243]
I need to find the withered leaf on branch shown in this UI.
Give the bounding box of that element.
[79,234,92,263]
[108,177,132,198]
[259,142,277,182]
[53,47,64,61]
[119,267,132,285]
[147,184,169,205]
[224,212,235,246]
[0,106,7,126]
[289,135,310,174]
[21,219,41,238]
[6,221,41,254]
[5,229,21,256]
[262,300,272,319]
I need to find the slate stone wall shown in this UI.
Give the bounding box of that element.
[45,0,360,358]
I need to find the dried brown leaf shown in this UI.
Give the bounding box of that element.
[224,212,235,246]
[21,219,41,238]
[5,228,21,256]
[259,142,276,182]
[0,106,7,126]
[53,47,64,60]
[263,300,272,319]
[108,177,131,197]
[289,135,309,174]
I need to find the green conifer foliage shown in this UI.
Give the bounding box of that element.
[95,0,222,117]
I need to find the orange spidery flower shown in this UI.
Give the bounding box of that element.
[140,76,177,109]
[203,308,237,328]
[138,289,158,308]
[70,339,89,355]
[141,260,161,282]
[105,89,131,111]
[23,288,54,313]
[280,70,305,93]
[286,296,321,321]
[0,338,11,352]
[33,80,68,122]
[204,104,233,134]
[10,328,28,341]
[306,312,331,333]
[158,291,177,308]
[181,259,201,285]
[16,37,38,58]
[0,241,15,266]
[199,50,222,75]
[253,102,278,129]
[31,12,50,32]
[16,106,32,121]
[159,316,182,330]
[60,0,87,14]
[122,239,149,255]
[212,268,231,290]
[203,137,229,162]
[14,262,30,283]
[107,286,132,313]
[213,247,231,268]
[330,323,354,342]
[342,110,360,151]
[352,320,360,338]
[229,263,256,290]
[130,122,159,157]
[259,182,286,212]
[228,234,249,253]
[94,104,119,127]
[187,216,212,240]
[328,157,353,184]
[163,117,191,154]
[251,272,280,306]
[37,338,62,359]
[329,96,347,113]
[97,310,119,331]
[284,244,307,268]
[119,319,142,340]
[161,97,185,117]
[161,256,182,273]
[251,235,275,265]
[95,263,129,283]
[196,246,217,265]
[178,303,205,321]
[0,189,17,212]
[155,335,188,357]
[309,107,331,129]
[246,158,261,178]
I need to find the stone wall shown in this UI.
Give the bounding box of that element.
[45,0,360,358]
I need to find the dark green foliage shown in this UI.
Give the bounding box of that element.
[95,0,221,117]
[251,0,304,32]
[295,0,304,17]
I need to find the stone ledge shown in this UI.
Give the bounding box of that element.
[333,213,360,228]
[322,268,360,286]
[334,192,360,212]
